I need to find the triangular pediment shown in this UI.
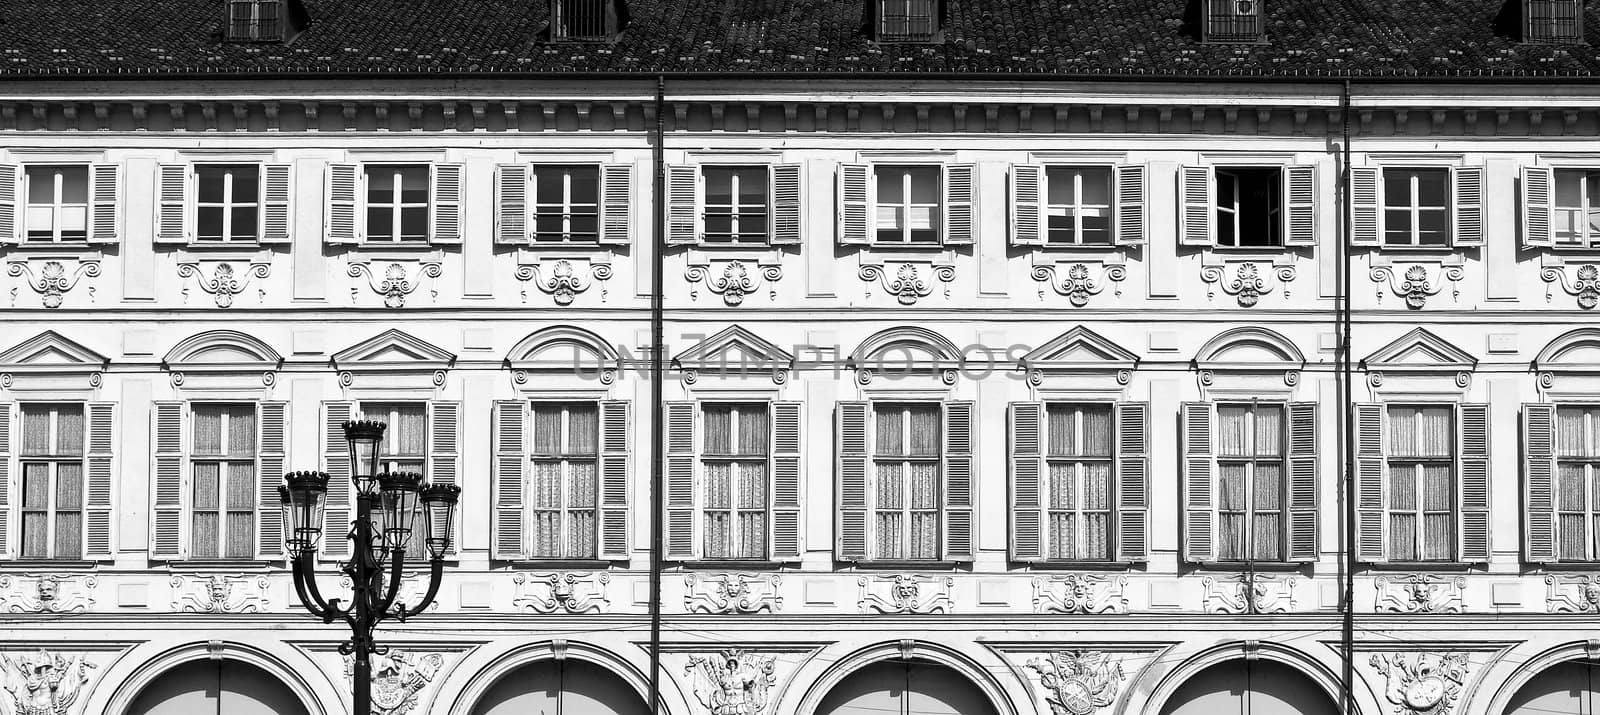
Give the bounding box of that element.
[0,331,107,371]
[1023,327,1138,371]
[332,329,455,371]
[674,326,793,371]
[1363,328,1476,372]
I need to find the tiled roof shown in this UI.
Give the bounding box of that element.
[4,0,1600,79]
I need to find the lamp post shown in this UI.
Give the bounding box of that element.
[279,419,461,715]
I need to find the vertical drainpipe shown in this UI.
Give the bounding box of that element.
[648,74,666,715]
[1338,77,1355,715]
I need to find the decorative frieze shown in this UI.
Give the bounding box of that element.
[1369,651,1468,715]
[349,257,443,308]
[1541,261,1600,310]
[1199,259,1296,307]
[7,258,100,308]
[1369,259,1463,309]
[1374,574,1465,614]
[857,574,953,614]
[0,650,95,715]
[683,649,777,715]
[1545,574,1600,613]
[516,255,612,305]
[685,258,782,306]
[858,261,954,305]
[0,574,96,614]
[684,573,782,615]
[1203,573,1298,614]
[176,257,270,308]
[170,574,270,614]
[1026,651,1125,715]
[511,572,611,614]
[1032,574,1128,615]
[1031,261,1126,307]
[344,650,444,715]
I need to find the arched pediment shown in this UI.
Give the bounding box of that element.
[1022,326,1138,373]
[1362,327,1476,373]
[1535,328,1600,373]
[163,330,282,371]
[850,326,962,367]
[1195,327,1306,371]
[506,326,620,370]
[673,325,794,372]
[0,331,108,373]
[331,329,454,372]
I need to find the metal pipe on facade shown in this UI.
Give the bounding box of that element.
[648,74,667,715]
[1338,77,1355,715]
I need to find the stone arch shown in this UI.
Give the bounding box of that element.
[1481,641,1600,715]
[1194,326,1306,369]
[1141,641,1353,715]
[849,326,963,366]
[1535,327,1600,370]
[506,325,621,368]
[96,641,330,715]
[445,640,667,715]
[792,640,1018,715]
[163,329,283,368]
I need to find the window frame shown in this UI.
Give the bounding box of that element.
[17,403,86,561]
[362,164,432,244]
[1380,167,1453,248]
[872,164,943,246]
[699,402,771,560]
[1042,402,1116,561]
[1042,166,1116,247]
[1202,0,1265,43]
[187,402,258,561]
[1213,166,1285,249]
[527,401,601,561]
[1384,404,1457,563]
[1524,0,1584,44]
[700,166,772,245]
[1555,404,1600,561]
[1214,401,1288,562]
[551,0,618,41]
[193,163,263,244]
[1551,168,1600,248]
[530,164,602,245]
[22,165,90,244]
[877,0,939,41]
[869,401,943,561]
[225,0,284,42]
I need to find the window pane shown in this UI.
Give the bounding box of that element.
[1254,464,1281,509]
[1559,407,1589,457]
[400,207,427,239]
[1218,406,1248,457]
[876,170,904,204]
[55,462,82,510]
[366,169,395,202]
[1046,406,1074,457]
[1418,210,1449,246]
[875,408,904,457]
[568,167,598,204]
[228,406,255,457]
[907,405,939,457]
[705,462,731,510]
[1254,405,1282,456]
[1560,464,1586,510]
[231,168,259,203]
[532,462,562,509]
[192,511,218,559]
[1416,170,1448,207]
[1557,170,1586,207]
[227,510,254,559]
[194,463,220,510]
[704,406,732,456]
[907,167,939,202]
[366,207,391,238]
[55,405,84,456]
[1081,406,1112,457]
[533,405,564,455]
[1082,168,1112,204]
[704,168,733,206]
[1417,407,1451,457]
[569,461,597,508]
[197,167,228,204]
[1422,465,1452,511]
[231,207,259,238]
[739,406,769,456]
[198,207,225,239]
[26,168,54,204]
[398,168,429,203]
[534,168,566,204]
[21,463,49,509]
[1383,170,1411,205]
[54,510,81,560]
[568,404,597,455]
[1049,464,1075,510]
[1389,465,1417,511]
[1084,463,1112,511]
[21,405,52,456]
[227,462,255,510]
[1424,513,1452,560]
[1219,465,1247,511]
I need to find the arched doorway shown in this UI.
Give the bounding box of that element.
[1506,659,1600,714]
[471,658,648,715]
[1159,659,1337,715]
[127,659,309,715]
[817,659,998,715]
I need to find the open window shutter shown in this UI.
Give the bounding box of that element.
[1286,402,1318,562]
[1181,402,1215,562]
[943,400,975,561]
[666,165,699,245]
[1457,403,1491,561]
[770,164,803,246]
[836,401,870,561]
[325,163,359,244]
[1282,165,1317,247]
[491,400,526,560]
[255,401,286,558]
[429,401,460,554]
[1116,402,1150,562]
[837,163,871,246]
[770,402,803,561]
[942,164,975,246]
[1350,167,1381,246]
[430,163,463,244]
[1114,164,1148,245]
[321,401,353,558]
[598,400,631,561]
[1521,166,1554,249]
[1355,403,1386,562]
[1452,166,1485,248]
[0,165,16,245]
[155,164,189,243]
[1010,165,1044,247]
[89,164,120,243]
[1008,402,1044,562]
[1178,166,1215,246]
[495,164,528,245]
[599,163,634,246]
[83,402,114,560]
[664,401,696,560]
[259,164,292,244]
[1523,403,1558,563]
[0,404,10,559]
[151,401,186,560]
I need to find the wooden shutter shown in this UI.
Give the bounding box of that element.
[1114,164,1147,245]
[428,400,460,554]
[0,404,10,559]
[943,401,975,561]
[0,165,16,244]
[1457,403,1491,561]
[1116,402,1150,562]
[1178,165,1215,246]
[151,401,186,560]
[836,401,870,561]
[1523,403,1558,563]
[837,163,871,245]
[325,163,359,244]
[1350,167,1382,246]
[1452,166,1485,248]
[88,164,120,243]
[491,400,526,560]
[1355,403,1386,562]
[1010,165,1044,247]
[664,401,696,560]
[942,164,975,246]
[599,163,633,246]
[598,400,631,561]
[256,401,287,558]
[1282,165,1317,247]
[155,164,188,243]
[1008,402,1044,562]
[83,402,114,559]
[321,401,353,558]
[495,164,527,245]
[259,164,292,244]
[770,164,802,246]
[430,163,463,244]
[770,402,803,561]
[665,165,698,245]
[1521,166,1555,249]
[1286,402,1318,562]
[1181,402,1215,562]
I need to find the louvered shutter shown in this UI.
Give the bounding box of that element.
[256,401,286,558]
[1457,403,1491,561]
[1286,402,1318,562]
[943,401,975,561]
[495,164,527,245]
[770,164,802,246]
[325,163,359,244]
[321,401,353,558]
[1355,403,1386,562]
[430,163,463,244]
[666,165,698,245]
[836,401,870,561]
[599,163,633,246]
[1350,168,1382,246]
[83,402,114,559]
[837,163,871,245]
[0,165,16,244]
[151,401,186,560]
[1010,165,1044,247]
[259,164,291,244]
[89,164,120,243]
[1178,166,1215,246]
[1282,165,1317,247]
[1181,402,1215,562]
[428,401,460,554]
[1523,403,1557,563]
[155,164,189,243]
[1521,166,1554,249]
[598,400,630,561]
[942,164,975,246]
[1116,402,1150,562]
[770,402,803,561]
[664,401,696,560]
[1452,166,1485,247]
[491,400,526,560]
[0,404,10,559]
[1114,164,1147,245]
[1008,402,1044,562]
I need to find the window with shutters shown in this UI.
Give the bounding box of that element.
[529,402,599,560]
[1525,0,1584,43]
[552,0,621,41]
[1178,164,1313,248]
[1556,406,1600,560]
[1553,169,1600,247]
[24,166,88,243]
[190,403,256,560]
[877,0,938,41]
[1217,403,1285,561]
[364,165,430,242]
[875,166,940,245]
[1044,167,1114,246]
[1382,168,1451,247]
[532,165,600,243]
[1044,404,1114,561]
[1386,405,1455,562]
[362,402,427,559]
[702,403,769,560]
[873,403,941,560]
[1203,0,1264,42]
[226,0,284,42]
[19,404,84,560]
[195,165,260,243]
[703,167,770,244]
[1215,168,1282,248]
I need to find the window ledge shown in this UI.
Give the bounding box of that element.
[352,242,444,253]
[1206,247,1296,259]
[1366,246,1464,255]
[1189,561,1308,572]
[1361,561,1481,571]
[1527,562,1600,572]
[677,560,789,570]
[1023,560,1136,571]
[2,242,99,254]
[842,560,964,570]
[166,559,281,570]
[1,560,100,570]
[503,559,616,568]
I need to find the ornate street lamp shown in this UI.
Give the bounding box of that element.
[280,419,461,715]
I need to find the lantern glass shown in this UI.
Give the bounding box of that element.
[419,484,461,560]
[282,471,329,556]
[343,420,387,496]
[378,472,423,554]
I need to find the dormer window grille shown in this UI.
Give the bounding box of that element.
[1525,0,1584,43]
[878,0,938,41]
[226,0,284,42]
[1203,0,1264,43]
[553,0,621,41]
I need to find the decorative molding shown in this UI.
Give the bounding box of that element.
[0,650,95,715]
[0,574,96,614]
[1541,262,1600,310]
[1545,574,1600,613]
[1025,650,1125,715]
[337,573,438,613]
[348,258,443,308]
[344,649,444,715]
[857,574,953,614]
[170,574,270,614]
[858,261,954,305]
[1369,651,1468,715]
[511,572,611,614]
[7,258,100,308]
[176,257,270,308]
[1375,574,1465,614]
[683,648,777,715]
[1203,573,1298,614]
[330,329,456,375]
[1022,326,1139,377]
[1369,259,1464,310]
[516,257,612,306]
[1199,260,1296,307]
[686,257,782,307]
[673,325,795,383]
[1032,574,1129,615]
[683,573,783,614]
[1030,261,1126,307]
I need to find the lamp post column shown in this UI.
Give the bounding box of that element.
[351,491,374,715]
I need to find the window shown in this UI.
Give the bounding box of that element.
[1217,403,1284,561]
[873,403,941,560]
[364,402,426,474]
[1387,405,1454,562]
[529,403,598,560]
[1215,168,1282,247]
[878,0,938,40]
[190,404,256,560]
[1526,0,1583,43]
[702,404,769,560]
[703,167,769,244]
[1556,406,1600,560]
[1203,0,1263,42]
[365,165,430,242]
[1382,168,1451,247]
[552,0,618,40]
[24,166,88,242]
[875,166,940,245]
[1044,168,1113,245]
[1044,404,1113,560]
[226,0,283,41]
[532,165,600,243]
[19,404,84,560]
[195,165,260,242]
[1553,169,1600,247]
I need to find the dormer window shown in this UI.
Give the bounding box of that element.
[1525,0,1584,43]
[1202,0,1264,43]
[225,0,300,43]
[877,0,939,41]
[552,0,623,41]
